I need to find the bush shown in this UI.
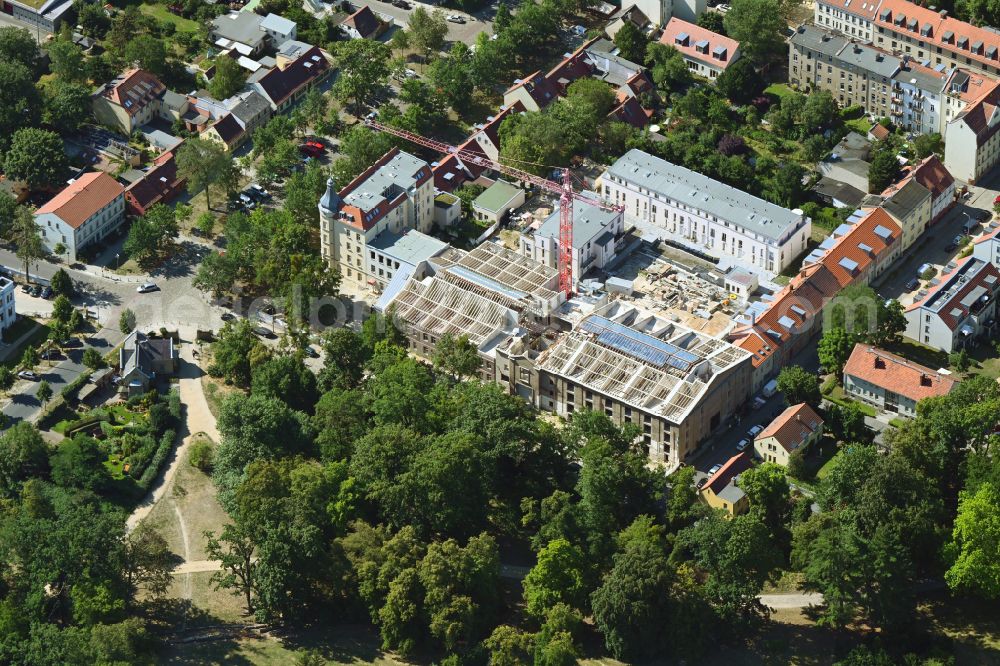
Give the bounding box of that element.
[136,429,177,492]
[167,388,181,420]
[188,438,214,472]
[787,449,810,481]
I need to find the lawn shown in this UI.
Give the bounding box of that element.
[140,3,201,33]
[845,117,873,136]
[816,448,844,480]
[0,316,50,365]
[825,384,877,417]
[764,83,796,100]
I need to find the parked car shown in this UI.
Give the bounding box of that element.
[29,285,42,297]
[137,282,159,293]
[17,371,39,381]
[446,13,465,22]
[40,286,52,299]
[299,141,325,158]
[304,346,320,358]
[391,0,410,8]
[752,396,766,410]
[60,338,82,348]
[249,184,271,200]
[707,463,723,476]
[746,424,764,439]
[221,312,236,321]
[40,349,62,360]
[253,326,276,339]
[946,235,964,252]
[905,277,919,291]
[20,284,31,294]
[696,476,708,489]
[736,438,751,452]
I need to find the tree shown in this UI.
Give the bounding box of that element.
[826,401,867,443]
[950,348,972,372]
[209,54,247,100]
[0,61,40,148]
[0,26,37,70]
[196,212,216,237]
[485,625,534,666]
[697,10,727,34]
[408,8,448,61]
[77,1,111,38]
[50,434,110,491]
[333,39,391,113]
[123,203,179,266]
[4,128,68,189]
[250,354,319,414]
[715,57,763,105]
[82,347,105,370]
[944,481,1000,598]
[613,20,646,63]
[51,294,73,325]
[738,462,791,540]
[50,268,74,298]
[494,0,511,33]
[868,143,899,193]
[0,421,49,497]
[119,308,136,334]
[46,38,85,82]
[390,28,410,58]
[21,344,38,370]
[427,42,475,114]
[522,539,588,617]
[817,326,854,377]
[176,138,239,211]
[645,42,692,93]
[666,465,705,529]
[0,366,14,396]
[724,0,786,64]
[433,333,481,379]
[913,132,943,159]
[206,522,258,615]
[10,205,45,282]
[210,320,264,387]
[776,365,821,407]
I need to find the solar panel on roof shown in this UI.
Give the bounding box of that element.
[580,316,699,371]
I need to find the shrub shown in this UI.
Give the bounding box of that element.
[167,388,181,420]
[136,429,176,492]
[188,438,214,472]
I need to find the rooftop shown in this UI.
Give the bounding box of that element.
[432,241,560,308]
[755,403,823,453]
[211,11,269,47]
[907,256,1000,328]
[790,23,850,59]
[537,200,620,249]
[843,343,957,403]
[94,69,166,116]
[337,148,430,230]
[605,149,804,243]
[660,16,741,68]
[370,228,448,267]
[36,172,124,229]
[703,452,752,495]
[472,180,523,214]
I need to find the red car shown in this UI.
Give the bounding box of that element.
[299,141,325,157]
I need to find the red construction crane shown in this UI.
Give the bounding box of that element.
[364,119,619,296]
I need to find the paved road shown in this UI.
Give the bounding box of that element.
[367,0,493,43]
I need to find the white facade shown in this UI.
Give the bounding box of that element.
[904,257,1000,351]
[896,74,943,136]
[814,0,876,42]
[522,201,624,285]
[600,150,811,275]
[631,0,705,25]
[944,103,1000,184]
[0,277,16,338]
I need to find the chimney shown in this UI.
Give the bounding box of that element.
[796,413,802,422]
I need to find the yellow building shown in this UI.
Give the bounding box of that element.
[700,452,752,517]
[754,403,824,467]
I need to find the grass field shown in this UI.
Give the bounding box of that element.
[764,83,796,100]
[140,3,201,33]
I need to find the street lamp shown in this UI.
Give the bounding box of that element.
[116,253,120,270]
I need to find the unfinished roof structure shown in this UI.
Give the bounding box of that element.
[536,303,751,424]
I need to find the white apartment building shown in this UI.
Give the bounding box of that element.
[600,149,811,275]
[904,256,1000,351]
[34,172,126,261]
[631,0,705,25]
[0,277,16,338]
[521,200,624,286]
[319,149,435,289]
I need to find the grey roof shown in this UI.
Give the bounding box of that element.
[836,42,901,79]
[260,12,296,35]
[894,65,947,93]
[833,131,872,160]
[120,330,173,379]
[882,179,931,219]
[228,90,271,126]
[472,180,523,214]
[320,177,341,213]
[211,12,267,47]
[161,89,188,112]
[790,24,848,59]
[277,40,312,59]
[369,228,448,267]
[343,150,429,213]
[815,177,868,208]
[606,150,803,243]
[537,200,620,249]
[716,482,745,505]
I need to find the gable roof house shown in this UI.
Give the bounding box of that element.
[211,11,296,57]
[202,113,246,150]
[944,76,1000,184]
[843,343,957,417]
[251,45,332,113]
[605,4,654,40]
[700,452,753,517]
[341,5,387,40]
[864,177,932,251]
[660,17,742,79]
[118,330,179,396]
[34,172,126,261]
[92,69,169,135]
[124,149,186,217]
[754,403,824,466]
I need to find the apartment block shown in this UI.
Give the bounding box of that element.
[843,343,957,416]
[904,256,1000,351]
[34,172,126,261]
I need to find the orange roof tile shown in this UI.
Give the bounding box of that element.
[843,343,957,403]
[703,452,752,495]
[660,17,741,70]
[35,172,124,229]
[755,403,823,453]
[908,154,954,200]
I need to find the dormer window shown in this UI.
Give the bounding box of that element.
[675,32,689,47]
[957,36,969,49]
[943,30,954,43]
[921,23,932,37]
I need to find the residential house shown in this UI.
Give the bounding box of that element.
[341,5,387,40]
[503,71,560,112]
[92,69,169,135]
[319,150,435,289]
[909,155,956,224]
[227,90,273,141]
[211,11,296,57]
[754,403,824,466]
[863,177,932,251]
[34,172,125,260]
[600,149,811,275]
[817,132,873,199]
[843,343,957,416]
[522,200,624,287]
[904,256,1000,351]
[434,192,462,227]
[467,102,525,162]
[972,219,1000,268]
[605,5,654,40]
[118,330,179,396]
[629,0,705,25]
[202,113,245,151]
[700,452,752,517]
[944,77,1000,184]
[124,150,185,217]
[472,180,525,224]
[251,45,331,113]
[660,17,741,80]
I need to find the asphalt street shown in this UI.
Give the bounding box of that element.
[367,0,494,42]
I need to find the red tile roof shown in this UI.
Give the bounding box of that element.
[255,46,329,108]
[873,0,1000,71]
[660,17,740,70]
[954,79,1000,144]
[343,5,382,38]
[504,70,560,110]
[95,69,166,117]
[843,343,957,403]
[908,154,954,200]
[609,94,650,128]
[703,452,752,495]
[546,38,598,93]
[817,207,900,287]
[337,147,432,231]
[125,151,185,216]
[869,123,890,141]
[755,403,823,453]
[36,172,124,229]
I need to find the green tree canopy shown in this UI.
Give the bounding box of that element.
[4,128,69,189]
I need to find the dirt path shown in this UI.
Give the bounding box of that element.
[171,559,224,575]
[127,336,221,532]
[759,592,825,609]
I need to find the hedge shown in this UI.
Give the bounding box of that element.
[60,370,94,402]
[136,429,177,493]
